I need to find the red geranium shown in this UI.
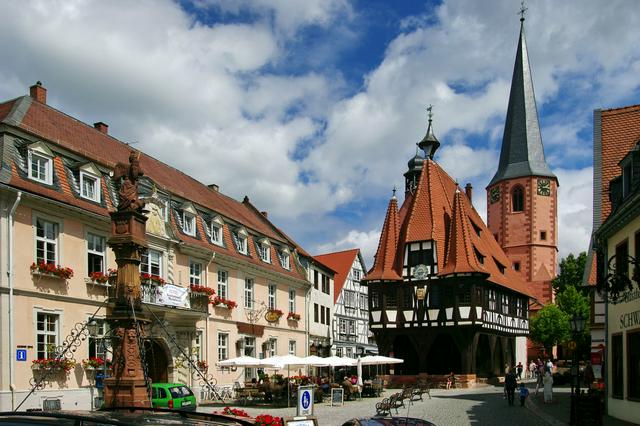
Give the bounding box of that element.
[255,414,284,426]
[30,261,74,279]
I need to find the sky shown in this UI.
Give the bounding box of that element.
[1,0,639,268]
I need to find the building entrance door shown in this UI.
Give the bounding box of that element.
[144,339,169,383]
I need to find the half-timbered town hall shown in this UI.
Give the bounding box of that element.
[362,111,532,376]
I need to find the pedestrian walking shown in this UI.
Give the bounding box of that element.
[535,365,544,395]
[543,372,553,403]
[545,359,554,374]
[529,360,537,379]
[519,383,529,406]
[516,362,523,379]
[505,368,517,406]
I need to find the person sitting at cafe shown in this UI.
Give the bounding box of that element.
[259,375,273,402]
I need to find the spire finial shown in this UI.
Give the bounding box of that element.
[518,1,527,22]
[392,186,397,200]
[426,104,433,122]
[418,103,440,159]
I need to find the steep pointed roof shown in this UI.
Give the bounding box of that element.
[366,193,402,281]
[440,189,486,276]
[314,249,363,304]
[489,17,555,186]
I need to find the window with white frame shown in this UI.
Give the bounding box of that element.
[352,268,361,281]
[258,239,271,263]
[28,150,53,184]
[36,312,59,359]
[194,330,203,361]
[80,171,100,202]
[244,337,256,380]
[359,293,367,310]
[189,260,202,285]
[88,318,108,360]
[211,222,223,245]
[268,338,277,357]
[141,249,162,277]
[339,319,347,334]
[336,347,343,357]
[348,320,356,335]
[35,218,58,265]
[288,340,296,356]
[218,333,228,361]
[288,288,296,312]
[217,270,228,299]
[268,284,276,310]
[346,347,353,358]
[87,232,106,275]
[321,274,330,294]
[278,248,290,269]
[182,211,196,236]
[232,229,248,254]
[244,278,254,309]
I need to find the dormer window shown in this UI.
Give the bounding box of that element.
[209,215,224,245]
[278,247,291,270]
[79,163,102,203]
[179,202,197,237]
[182,212,196,236]
[232,228,248,255]
[257,238,271,263]
[27,142,54,185]
[474,247,485,265]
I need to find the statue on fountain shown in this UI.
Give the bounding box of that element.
[113,151,146,213]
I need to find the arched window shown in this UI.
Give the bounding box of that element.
[512,186,524,212]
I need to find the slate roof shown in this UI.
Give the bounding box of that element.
[489,19,555,186]
[314,248,362,304]
[0,87,307,281]
[364,156,532,298]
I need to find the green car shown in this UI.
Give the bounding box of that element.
[151,383,197,411]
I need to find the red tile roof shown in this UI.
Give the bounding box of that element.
[0,92,307,281]
[440,189,485,276]
[366,195,402,281]
[314,248,361,304]
[363,158,532,297]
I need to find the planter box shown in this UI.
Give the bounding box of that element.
[84,278,111,287]
[31,271,66,280]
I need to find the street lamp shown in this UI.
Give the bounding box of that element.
[569,313,586,426]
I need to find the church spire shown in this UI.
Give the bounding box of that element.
[364,190,402,281]
[488,10,555,186]
[418,105,440,159]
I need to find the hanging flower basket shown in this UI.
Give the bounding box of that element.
[30,262,74,280]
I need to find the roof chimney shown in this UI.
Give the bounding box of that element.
[465,183,473,205]
[94,122,109,134]
[208,184,219,192]
[261,211,268,218]
[30,81,47,104]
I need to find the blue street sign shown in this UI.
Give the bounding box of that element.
[16,349,27,361]
[297,385,314,416]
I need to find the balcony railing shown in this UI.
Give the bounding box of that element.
[109,282,208,314]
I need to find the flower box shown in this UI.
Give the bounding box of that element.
[287,312,301,321]
[32,358,76,372]
[30,262,74,280]
[140,273,165,285]
[212,296,237,310]
[189,284,215,297]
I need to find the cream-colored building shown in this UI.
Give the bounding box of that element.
[0,83,312,411]
[595,142,640,423]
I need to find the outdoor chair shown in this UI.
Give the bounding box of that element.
[399,387,413,406]
[375,397,392,416]
[389,392,403,414]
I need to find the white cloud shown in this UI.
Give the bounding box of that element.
[315,229,381,268]
[556,167,594,258]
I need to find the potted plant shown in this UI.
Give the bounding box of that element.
[30,261,74,279]
[32,358,76,372]
[287,312,301,321]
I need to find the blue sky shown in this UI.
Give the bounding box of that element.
[1,0,639,267]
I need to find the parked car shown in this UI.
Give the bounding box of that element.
[151,383,197,411]
[342,418,436,426]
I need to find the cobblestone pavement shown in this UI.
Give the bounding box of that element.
[200,385,550,426]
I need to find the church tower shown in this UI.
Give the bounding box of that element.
[486,13,558,305]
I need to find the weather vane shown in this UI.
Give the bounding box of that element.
[392,186,397,198]
[426,104,433,121]
[518,1,527,21]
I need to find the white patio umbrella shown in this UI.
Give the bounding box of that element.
[324,356,356,367]
[301,355,330,367]
[356,357,363,388]
[264,355,306,407]
[359,355,404,365]
[217,355,272,367]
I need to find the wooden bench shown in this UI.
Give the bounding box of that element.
[375,397,392,416]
